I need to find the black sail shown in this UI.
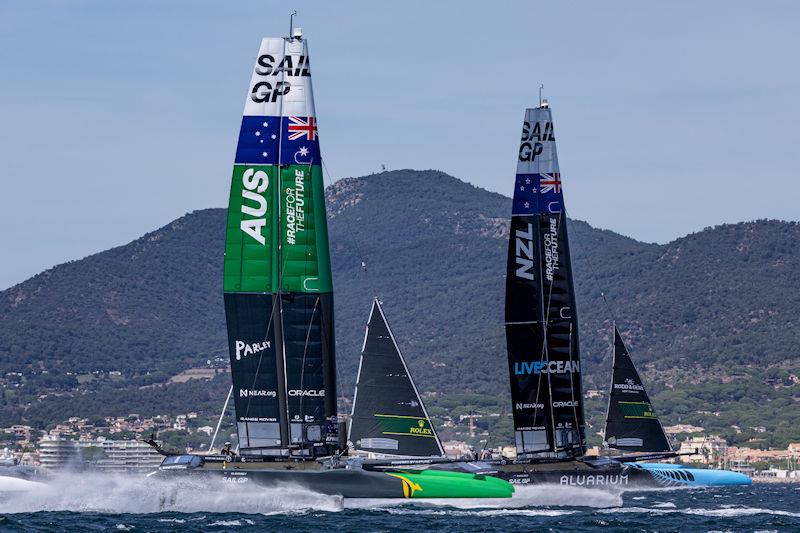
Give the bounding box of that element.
[505,104,586,459]
[348,299,444,458]
[604,327,671,452]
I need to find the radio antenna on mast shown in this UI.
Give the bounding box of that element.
[289,10,297,38]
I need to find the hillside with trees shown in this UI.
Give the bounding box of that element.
[1,170,798,447]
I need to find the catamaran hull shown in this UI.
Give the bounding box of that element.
[152,466,514,499]
[492,464,751,488]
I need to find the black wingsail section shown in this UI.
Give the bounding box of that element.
[348,299,444,458]
[505,104,586,459]
[604,327,671,452]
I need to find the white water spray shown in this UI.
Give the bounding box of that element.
[1,472,342,515]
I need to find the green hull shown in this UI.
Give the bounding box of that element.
[386,469,514,498]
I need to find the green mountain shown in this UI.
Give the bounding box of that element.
[1,170,798,448]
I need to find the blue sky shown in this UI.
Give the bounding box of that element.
[1,1,798,289]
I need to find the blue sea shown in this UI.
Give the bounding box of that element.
[1,473,798,532]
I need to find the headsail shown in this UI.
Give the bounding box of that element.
[504,103,586,459]
[223,34,337,457]
[348,299,444,458]
[604,327,671,452]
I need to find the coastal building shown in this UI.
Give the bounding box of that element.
[38,435,80,469]
[678,436,728,466]
[37,435,162,471]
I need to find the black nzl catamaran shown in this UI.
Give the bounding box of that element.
[148,29,512,499]
[435,105,749,487]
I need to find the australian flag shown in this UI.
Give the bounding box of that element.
[280,116,320,165]
[512,174,538,215]
[235,116,280,165]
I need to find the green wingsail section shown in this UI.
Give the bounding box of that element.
[223,163,331,294]
[279,164,332,293]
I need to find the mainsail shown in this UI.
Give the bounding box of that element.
[223,33,337,457]
[604,327,671,452]
[348,299,444,458]
[504,102,586,459]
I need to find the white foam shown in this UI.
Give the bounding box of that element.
[346,484,622,511]
[598,506,800,518]
[1,472,343,515]
[652,502,677,508]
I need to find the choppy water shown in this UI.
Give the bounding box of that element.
[1,473,798,532]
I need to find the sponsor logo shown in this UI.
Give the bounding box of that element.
[514,223,535,280]
[239,168,270,244]
[519,120,555,162]
[250,54,310,104]
[509,477,531,485]
[255,54,311,77]
[409,419,433,436]
[514,360,580,375]
[543,217,559,282]
[386,473,424,498]
[613,378,645,392]
[235,340,270,360]
[560,474,628,486]
[515,402,545,410]
[285,169,306,245]
[288,389,325,397]
[239,389,276,398]
[553,400,580,408]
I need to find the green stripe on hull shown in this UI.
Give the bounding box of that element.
[387,470,515,498]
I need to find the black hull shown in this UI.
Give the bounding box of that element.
[155,467,409,498]
[151,456,514,499]
[492,463,659,488]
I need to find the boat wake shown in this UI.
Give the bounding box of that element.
[1,472,343,515]
[345,484,623,511]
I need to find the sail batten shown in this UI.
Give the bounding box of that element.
[223,35,337,457]
[504,105,586,459]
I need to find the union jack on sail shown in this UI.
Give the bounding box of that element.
[287,116,318,141]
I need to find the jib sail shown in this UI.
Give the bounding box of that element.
[223,34,337,457]
[504,102,586,459]
[604,327,671,452]
[348,299,444,458]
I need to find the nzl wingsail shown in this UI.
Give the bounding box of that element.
[348,299,444,458]
[505,102,587,460]
[604,326,672,452]
[223,34,338,458]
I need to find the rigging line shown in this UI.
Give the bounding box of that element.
[208,385,233,452]
[296,296,320,454]
[317,156,349,421]
[320,155,381,299]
